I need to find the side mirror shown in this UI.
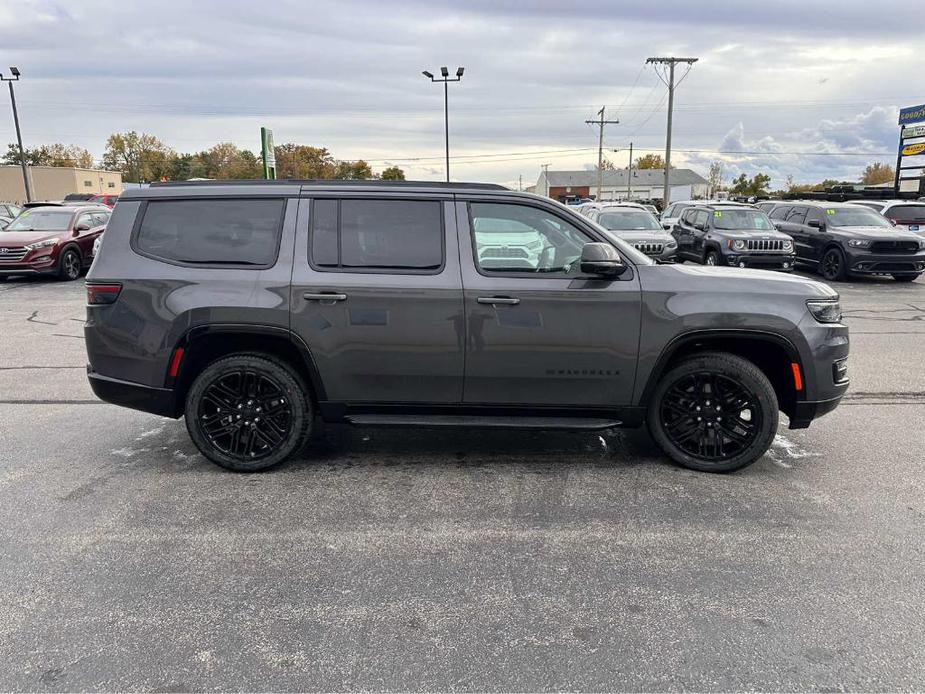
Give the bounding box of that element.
[74,222,91,232]
[807,220,824,230]
[580,242,627,277]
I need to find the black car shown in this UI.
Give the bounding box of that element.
[770,201,925,282]
[672,204,796,271]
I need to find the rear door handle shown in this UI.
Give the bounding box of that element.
[303,292,347,302]
[477,296,520,305]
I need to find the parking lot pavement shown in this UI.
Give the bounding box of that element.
[0,273,923,691]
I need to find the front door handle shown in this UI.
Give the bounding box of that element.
[303,292,347,302]
[477,296,520,305]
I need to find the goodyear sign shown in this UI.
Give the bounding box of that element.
[901,142,925,157]
[899,104,925,126]
[903,125,925,138]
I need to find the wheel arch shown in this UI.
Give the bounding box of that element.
[702,241,723,263]
[167,324,326,415]
[639,329,804,420]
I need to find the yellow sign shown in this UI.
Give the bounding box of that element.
[902,142,925,156]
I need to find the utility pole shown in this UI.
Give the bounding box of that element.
[645,57,698,207]
[626,142,633,201]
[422,67,465,182]
[585,106,619,201]
[518,174,522,192]
[541,163,550,198]
[1,66,32,202]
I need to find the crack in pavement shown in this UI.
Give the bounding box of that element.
[841,304,925,323]
[25,310,57,326]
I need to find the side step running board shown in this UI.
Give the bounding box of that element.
[343,414,621,430]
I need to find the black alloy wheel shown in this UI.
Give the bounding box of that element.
[820,248,846,282]
[59,248,81,281]
[647,353,778,472]
[185,354,311,471]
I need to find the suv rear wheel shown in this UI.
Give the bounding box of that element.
[647,352,778,473]
[185,353,312,472]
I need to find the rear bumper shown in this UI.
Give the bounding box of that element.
[87,368,179,418]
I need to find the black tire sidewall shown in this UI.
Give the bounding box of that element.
[647,352,779,473]
[58,248,81,281]
[821,248,845,281]
[705,250,720,266]
[185,354,312,472]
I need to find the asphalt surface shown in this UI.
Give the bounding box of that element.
[0,270,923,692]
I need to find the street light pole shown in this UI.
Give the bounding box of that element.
[422,67,464,182]
[1,67,32,202]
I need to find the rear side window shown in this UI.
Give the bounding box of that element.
[135,199,285,266]
[310,199,443,272]
[785,207,808,224]
[887,205,925,223]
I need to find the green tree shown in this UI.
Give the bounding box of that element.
[861,162,894,185]
[334,159,373,180]
[634,153,667,170]
[102,131,173,182]
[3,143,93,168]
[729,173,772,197]
[273,144,336,179]
[379,165,406,180]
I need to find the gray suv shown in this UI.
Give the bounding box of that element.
[85,181,849,473]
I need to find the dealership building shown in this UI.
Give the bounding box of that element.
[0,166,123,204]
[535,168,709,203]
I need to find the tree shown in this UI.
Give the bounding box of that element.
[379,166,406,181]
[729,173,771,197]
[3,143,93,168]
[861,162,894,185]
[785,174,795,192]
[634,153,667,170]
[273,144,337,179]
[102,131,173,182]
[707,161,724,196]
[334,159,373,180]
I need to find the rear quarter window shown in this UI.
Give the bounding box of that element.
[134,198,285,267]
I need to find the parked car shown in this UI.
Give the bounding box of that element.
[848,200,925,235]
[659,200,752,231]
[89,193,119,208]
[85,181,849,474]
[754,201,780,214]
[672,204,796,271]
[586,203,678,262]
[0,202,23,228]
[0,204,110,280]
[769,201,925,282]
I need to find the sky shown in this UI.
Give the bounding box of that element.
[0,0,921,190]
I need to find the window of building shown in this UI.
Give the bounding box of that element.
[107,182,116,188]
[84,180,93,187]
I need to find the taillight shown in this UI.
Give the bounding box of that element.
[86,283,122,305]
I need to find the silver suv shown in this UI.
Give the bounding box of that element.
[85,181,849,473]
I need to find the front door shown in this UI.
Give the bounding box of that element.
[289,196,465,404]
[456,199,641,408]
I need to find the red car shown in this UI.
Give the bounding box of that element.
[89,194,119,208]
[0,204,110,280]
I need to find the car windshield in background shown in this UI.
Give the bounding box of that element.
[598,210,661,231]
[712,209,775,230]
[888,205,925,223]
[827,208,893,228]
[4,210,72,231]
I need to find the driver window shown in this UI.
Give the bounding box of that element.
[469,202,592,275]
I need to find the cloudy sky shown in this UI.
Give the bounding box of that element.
[0,0,921,189]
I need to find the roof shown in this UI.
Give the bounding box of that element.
[543,168,709,187]
[152,179,509,191]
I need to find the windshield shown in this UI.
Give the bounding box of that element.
[826,207,892,228]
[887,205,925,223]
[598,210,661,232]
[4,210,72,232]
[557,204,654,265]
[712,209,775,230]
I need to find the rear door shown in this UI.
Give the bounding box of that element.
[457,197,641,407]
[690,209,710,258]
[777,205,810,260]
[289,194,465,404]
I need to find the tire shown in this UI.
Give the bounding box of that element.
[704,250,720,266]
[646,352,778,473]
[58,247,82,281]
[185,353,313,472]
[819,247,846,282]
[892,273,920,283]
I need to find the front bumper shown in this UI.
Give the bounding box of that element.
[0,254,59,276]
[844,249,925,276]
[725,253,796,271]
[87,368,180,418]
[788,395,844,429]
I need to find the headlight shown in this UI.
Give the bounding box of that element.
[847,239,871,248]
[806,298,842,324]
[25,238,59,251]
[730,239,747,251]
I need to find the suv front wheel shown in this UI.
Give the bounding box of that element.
[185,353,313,472]
[647,352,778,473]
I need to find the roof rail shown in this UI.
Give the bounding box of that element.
[151,179,510,190]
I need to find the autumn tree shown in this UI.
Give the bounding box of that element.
[861,162,894,185]
[729,173,772,197]
[3,143,93,168]
[634,153,668,169]
[102,131,173,182]
[707,161,724,196]
[379,166,406,180]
